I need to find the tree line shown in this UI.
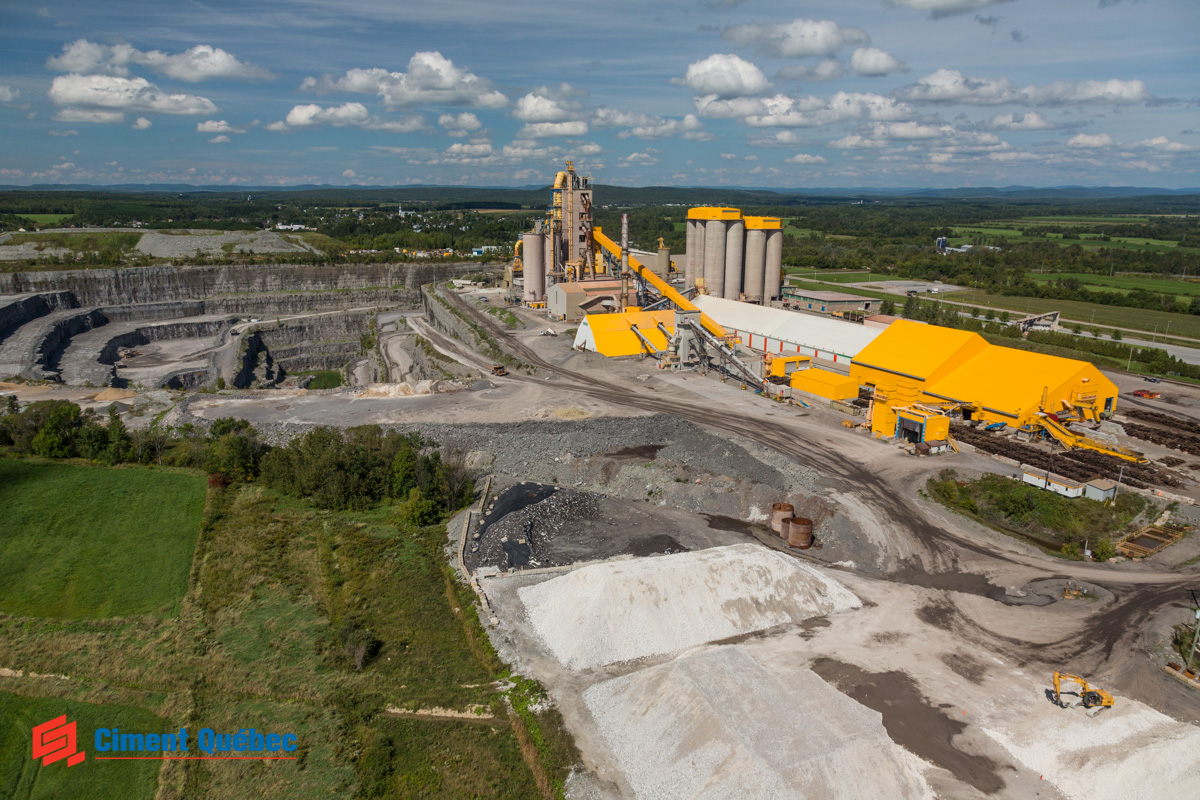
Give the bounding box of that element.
[0,398,474,526]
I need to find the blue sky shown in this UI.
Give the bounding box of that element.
[1,0,1197,188]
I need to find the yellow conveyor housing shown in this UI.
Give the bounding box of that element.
[1035,414,1147,464]
[592,227,729,341]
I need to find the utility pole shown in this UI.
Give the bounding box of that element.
[1116,463,1125,494]
[1188,590,1200,674]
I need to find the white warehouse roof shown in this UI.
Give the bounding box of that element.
[693,295,883,361]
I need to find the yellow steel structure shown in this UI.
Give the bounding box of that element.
[743,216,782,230]
[575,309,675,357]
[592,226,730,341]
[686,207,743,221]
[767,353,811,378]
[790,368,858,401]
[849,320,1135,457]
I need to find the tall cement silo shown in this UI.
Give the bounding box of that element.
[722,219,745,300]
[703,219,727,297]
[743,225,767,303]
[684,218,702,289]
[764,228,784,302]
[522,232,545,303]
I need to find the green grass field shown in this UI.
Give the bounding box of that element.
[949,289,1200,340]
[950,226,1192,253]
[0,460,205,618]
[16,214,74,225]
[784,270,886,284]
[290,369,342,389]
[1,231,143,253]
[0,692,164,800]
[1026,272,1200,298]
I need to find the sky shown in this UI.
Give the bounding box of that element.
[1,0,1197,189]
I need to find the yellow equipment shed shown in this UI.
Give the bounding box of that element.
[791,368,859,401]
[573,309,675,358]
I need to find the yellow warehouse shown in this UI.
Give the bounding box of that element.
[573,309,675,358]
[849,319,1118,440]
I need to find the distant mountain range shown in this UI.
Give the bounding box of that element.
[1,183,1197,203]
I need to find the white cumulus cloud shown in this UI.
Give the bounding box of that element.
[267,103,425,132]
[131,117,152,130]
[723,18,868,58]
[438,112,482,136]
[897,69,1150,106]
[830,134,889,149]
[776,60,845,82]
[1067,132,1114,148]
[47,39,273,82]
[0,85,19,102]
[677,54,769,99]
[301,51,507,108]
[197,119,245,134]
[872,121,947,139]
[987,111,1055,130]
[888,0,1013,19]
[1138,136,1195,152]
[850,47,907,77]
[49,74,217,116]
[208,135,231,143]
[743,92,912,128]
[517,121,589,138]
[785,153,827,164]
[53,108,126,124]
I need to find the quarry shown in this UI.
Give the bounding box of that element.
[4,170,1200,799]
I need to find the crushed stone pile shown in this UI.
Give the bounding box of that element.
[519,543,860,669]
[471,488,602,570]
[983,689,1200,800]
[584,646,932,800]
[356,380,464,397]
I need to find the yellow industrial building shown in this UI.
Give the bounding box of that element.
[791,368,859,402]
[573,309,676,358]
[849,320,1119,442]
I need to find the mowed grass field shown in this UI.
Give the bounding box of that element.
[0,459,205,618]
[1026,272,1200,298]
[949,289,1200,340]
[15,213,74,225]
[0,692,163,800]
[950,226,1192,253]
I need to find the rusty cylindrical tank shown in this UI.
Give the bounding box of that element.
[788,517,814,549]
[770,502,794,534]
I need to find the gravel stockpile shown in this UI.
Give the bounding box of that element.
[983,690,1200,800]
[136,230,311,258]
[518,543,861,669]
[583,646,933,800]
[470,487,602,570]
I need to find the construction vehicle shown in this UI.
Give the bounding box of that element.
[1052,671,1114,717]
[490,364,508,377]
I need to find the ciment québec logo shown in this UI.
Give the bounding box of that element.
[32,716,86,767]
[32,716,298,767]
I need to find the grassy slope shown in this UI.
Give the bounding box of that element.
[0,692,164,800]
[0,469,565,799]
[0,460,205,618]
[2,232,143,251]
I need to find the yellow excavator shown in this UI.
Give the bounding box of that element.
[1052,671,1115,717]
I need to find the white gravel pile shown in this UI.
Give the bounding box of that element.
[983,690,1200,800]
[583,646,932,800]
[518,543,860,669]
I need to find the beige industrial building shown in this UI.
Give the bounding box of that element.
[782,289,875,315]
[547,279,636,323]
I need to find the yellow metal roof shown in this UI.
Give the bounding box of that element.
[923,345,1110,417]
[583,309,675,357]
[743,216,782,230]
[851,320,987,380]
[792,368,855,388]
[687,207,743,221]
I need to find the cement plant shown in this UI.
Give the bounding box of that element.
[3,164,1200,800]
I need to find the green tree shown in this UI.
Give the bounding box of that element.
[1112,329,1122,341]
[391,437,419,499]
[395,487,441,527]
[880,299,896,316]
[3,395,17,415]
[32,403,82,458]
[103,406,132,465]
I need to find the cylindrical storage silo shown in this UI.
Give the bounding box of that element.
[684,219,699,288]
[764,229,784,302]
[743,228,766,303]
[787,517,814,549]
[703,219,726,297]
[723,219,744,300]
[769,502,794,534]
[522,233,544,303]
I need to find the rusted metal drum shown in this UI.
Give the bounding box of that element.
[788,517,814,549]
[770,502,794,533]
